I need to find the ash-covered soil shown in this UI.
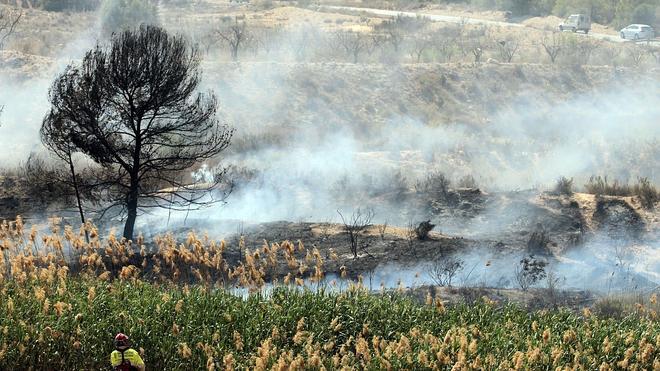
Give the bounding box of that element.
[151,189,657,289]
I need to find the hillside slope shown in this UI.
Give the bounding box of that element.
[201,62,658,145]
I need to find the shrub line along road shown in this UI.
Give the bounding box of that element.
[318,5,660,45]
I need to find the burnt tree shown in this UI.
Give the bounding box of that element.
[41,25,233,240]
[338,208,374,259]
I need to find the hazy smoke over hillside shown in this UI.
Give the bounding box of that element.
[1,24,658,218]
[353,240,659,293]
[1,23,658,189]
[177,72,659,223]
[0,76,51,160]
[0,11,658,294]
[152,62,659,292]
[0,18,97,165]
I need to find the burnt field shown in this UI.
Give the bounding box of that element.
[0,1,659,368]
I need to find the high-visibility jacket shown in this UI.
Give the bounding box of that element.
[110,348,144,371]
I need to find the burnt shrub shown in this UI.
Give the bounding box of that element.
[514,255,547,291]
[585,176,658,209]
[553,176,573,196]
[414,171,450,197]
[632,177,658,210]
[585,175,631,196]
[20,153,72,205]
[415,220,435,240]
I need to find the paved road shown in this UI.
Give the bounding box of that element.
[319,5,659,45]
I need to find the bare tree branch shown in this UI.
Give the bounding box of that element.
[0,6,21,50]
[496,37,520,63]
[429,256,464,287]
[213,17,254,61]
[337,208,374,259]
[333,31,374,63]
[541,32,564,64]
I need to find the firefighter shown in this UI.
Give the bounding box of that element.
[110,333,145,371]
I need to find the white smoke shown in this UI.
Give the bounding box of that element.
[361,236,659,293]
[1,5,659,294]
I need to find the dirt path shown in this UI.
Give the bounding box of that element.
[317,5,660,45]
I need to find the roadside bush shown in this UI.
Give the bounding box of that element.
[553,0,615,24]
[552,0,658,30]
[613,1,660,29]
[472,0,554,16]
[507,0,531,16]
[358,0,657,30]
[99,0,159,35]
[631,3,657,27]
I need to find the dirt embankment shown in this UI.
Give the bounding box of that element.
[0,50,54,80]
[3,17,658,138]
[0,4,95,57]
[203,62,657,143]
[4,49,655,124]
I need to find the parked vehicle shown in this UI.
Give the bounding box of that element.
[620,24,655,40]
[559,14,591,34]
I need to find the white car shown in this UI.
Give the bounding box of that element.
[620,24,655,40]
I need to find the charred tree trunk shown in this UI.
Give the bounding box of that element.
[123,181,139,241]
[123,132,141,241]
[66,152,89,243]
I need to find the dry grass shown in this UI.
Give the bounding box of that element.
[0,216,331,291]
[594,292,660,319]
[1,4,94,57]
